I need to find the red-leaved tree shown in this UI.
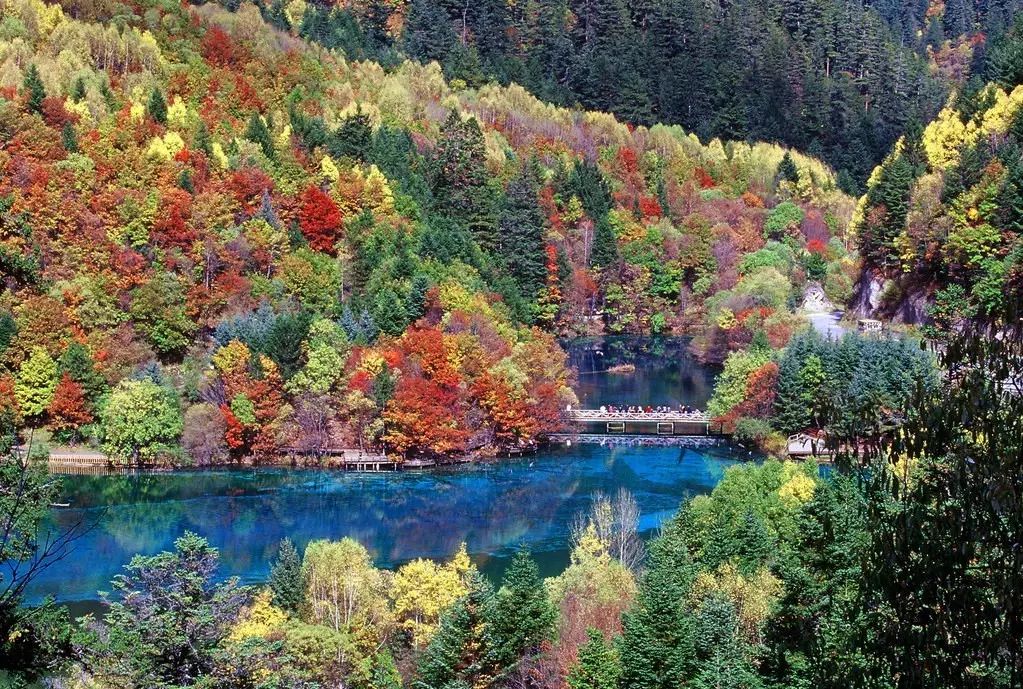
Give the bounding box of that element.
[298,185,343,254]
[48,373,93,437]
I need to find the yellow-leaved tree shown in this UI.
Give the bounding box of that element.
[302,538,393,640]
[229,589,288,641]
[390,544,473,649]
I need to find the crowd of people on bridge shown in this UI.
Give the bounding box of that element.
[594,404,702,415]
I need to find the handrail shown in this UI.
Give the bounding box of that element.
[564,409,710,422]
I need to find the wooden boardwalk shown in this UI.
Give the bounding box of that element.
[563,409,726,437]
[47,451,115,475]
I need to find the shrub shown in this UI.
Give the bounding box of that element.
[764,202,805,239]
[733,417,773,444]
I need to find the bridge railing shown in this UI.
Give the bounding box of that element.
[564,409,711,423]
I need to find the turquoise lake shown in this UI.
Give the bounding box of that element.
[35,337,748,611]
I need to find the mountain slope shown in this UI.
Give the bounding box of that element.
[0,0,852,461]
[850,25,1023,333]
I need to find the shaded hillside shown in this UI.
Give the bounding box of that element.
[231,0,951,190]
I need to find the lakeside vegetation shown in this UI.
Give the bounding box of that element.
[0,0,858,465]
[4,312,1022,687]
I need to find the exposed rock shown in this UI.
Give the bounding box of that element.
[850,270,933,325]
[849,271,885,318]
[801,282,835,313]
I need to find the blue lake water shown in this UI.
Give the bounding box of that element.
[35,337,741,611]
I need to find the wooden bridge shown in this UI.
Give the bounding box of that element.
[563,408,727,437]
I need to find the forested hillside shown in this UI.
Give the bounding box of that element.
[0,0,855,463]
[265,0,953,189]
[851,19,1023,332]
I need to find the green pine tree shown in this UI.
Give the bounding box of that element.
[498,163,547,301]
[61,122,78,153]
[416,570,500,689]
[147,87,167,124]
[58,342,107,402]
[194,120,213,157]
[617,516,697,689]
[71,76,87,103]
[374,288,409,337]
[99,79,117,112]
[773,352,811,434]
[999,156,1023,233]
[245,113,276,160]
[434,110,496,248]
[590,215,618,269]
[492,548,556,669]
[567,629,622,689]
[402,0,456,63]
[23,64,46,115]
[329,106,374,161]
[268,537,305,613]
[178,169,194,193]
[405,274,431,322]
[569,160,613,221]
[690,596,764,689]
[777,152,800,185]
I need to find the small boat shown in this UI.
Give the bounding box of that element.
[606,363,636,374]
[50,502,71,508]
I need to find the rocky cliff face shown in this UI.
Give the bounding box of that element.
[850,271,933,325]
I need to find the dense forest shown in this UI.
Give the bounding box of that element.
[279,0,1022,188]
[851,30,1023,328]
[1,0,1022,685]
[0,0,857,464]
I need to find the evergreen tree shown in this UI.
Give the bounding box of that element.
[734,510,773,574]
[434,111,496,248]
[374,288,409,336]
[777,152,800,184]
[61,122,78,153]
[147,87,167,125]
[567,628,622,689]
[71,76,87,102]
[617,516,697,689]
[569,160,613,221]
[590,215,618,269]
[178,169,194,193]
[330,106,374,161]
[416,570,500,689]
[860,152,915,266]
[266,0,291,30]
[999,155,1023,233]
[773,350,811,434]
[690,596,764,689]
[492,549,556,668]
[268,537,304,613]
[498,164,547,302]
[23,64,45,114]
[99,79,117,112]
[194,120,213,157]
[403,0,456,63]
[58,342,107,402]
[405,274,431,322]
[245,113,276,160]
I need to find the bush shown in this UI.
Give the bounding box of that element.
[762,431,789,457]
[764,202,805,239]
[733,417,773,444]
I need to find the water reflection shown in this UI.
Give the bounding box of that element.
[564,336,717,408]
[38,337,735,609]
[41,443,747,606]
